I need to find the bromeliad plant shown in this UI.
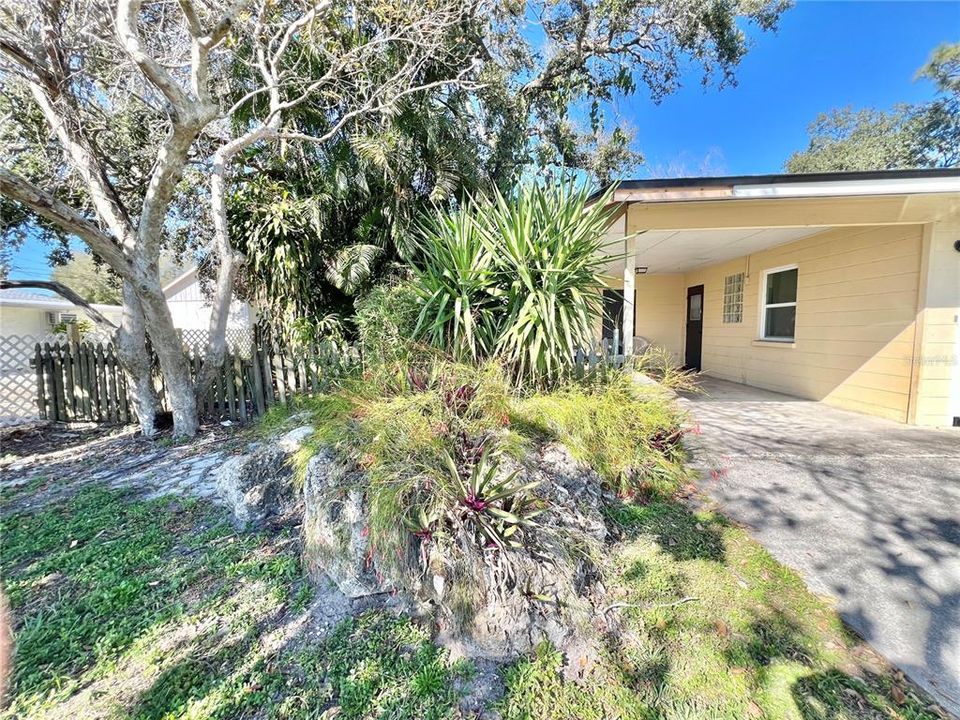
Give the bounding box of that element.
[411,181,619,387]
[442,449,543,551]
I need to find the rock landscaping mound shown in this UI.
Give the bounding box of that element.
[302,441,611,676]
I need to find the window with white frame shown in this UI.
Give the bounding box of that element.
[760,266,798,341]
[722,273,744,324]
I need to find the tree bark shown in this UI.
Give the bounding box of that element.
[133,269,199,437]
[115,282,160,437]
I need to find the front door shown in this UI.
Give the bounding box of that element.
[685,284,704,370]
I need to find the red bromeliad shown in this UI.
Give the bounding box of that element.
[462,494,489,512]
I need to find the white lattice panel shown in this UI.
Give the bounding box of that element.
[179,328,254,356]
[0,334,62,426]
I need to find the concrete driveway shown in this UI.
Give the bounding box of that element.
[681,378,960,716]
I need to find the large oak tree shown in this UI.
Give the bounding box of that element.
[786,42,960,173]
[0,0,479,437]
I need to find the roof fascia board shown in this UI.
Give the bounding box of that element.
[732,176,960,199]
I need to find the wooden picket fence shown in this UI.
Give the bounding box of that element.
[33,339,358,424]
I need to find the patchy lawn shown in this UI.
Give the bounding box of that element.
[499,500,945,720]
[0,486,468,720]
[0,436,947,719]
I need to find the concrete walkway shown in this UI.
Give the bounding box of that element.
[681,378,960,716]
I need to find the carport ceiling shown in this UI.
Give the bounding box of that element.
[602,226,828,274]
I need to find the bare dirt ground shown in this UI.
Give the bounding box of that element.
[0,421,254,513]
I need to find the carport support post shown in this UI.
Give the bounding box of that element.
[623,235,636,356]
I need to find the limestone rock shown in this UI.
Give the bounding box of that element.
[212,425,313,529]
[300,440,610,675]
[432,444,607,673]
[301,450,391,599]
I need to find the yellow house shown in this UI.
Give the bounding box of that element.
[597,168,960,427]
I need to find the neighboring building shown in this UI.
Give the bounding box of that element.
[0,289,122,337]
[0,266,253,339]
[0,270,254,426]
[597,168,960,427]
[163,266,254,333]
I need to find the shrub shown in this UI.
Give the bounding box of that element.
[288,355,690,621]
[410,181,617,387]
[512,373,691,498]
[354,281,423,367]
[630,345,700,393]
[295,361,520,565]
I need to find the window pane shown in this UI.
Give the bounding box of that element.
[688,293,702,321]
[764,306,795,339]
[766,268,798,304]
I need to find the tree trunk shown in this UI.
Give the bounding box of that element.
[195,152,246,396]
[134,272,199,438]
[115,282,160,437]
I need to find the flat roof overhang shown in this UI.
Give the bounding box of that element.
[596,168,960,275]
[593,167,960,204]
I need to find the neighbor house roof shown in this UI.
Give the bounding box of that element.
[0,288,121,313]
[594,167,960,203]
[162,266,199,298]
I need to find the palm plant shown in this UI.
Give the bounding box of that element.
[409,181,618,386]
[481,182,615,385]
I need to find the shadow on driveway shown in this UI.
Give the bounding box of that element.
[681,377,960,716]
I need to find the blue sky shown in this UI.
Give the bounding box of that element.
[627,0,959,177]
[6,0,958,281]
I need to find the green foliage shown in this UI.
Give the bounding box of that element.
[512,373,691,497]
[309,612,469,719]
[354,281,428,368]
[282,354,692,630]
[499,643,648,720]
[786,42,959,172]
[229,89,490,335]
[0,485,472,720]
[49,251,122,304]
[0,488,302,718]
[4,445,943,719]
[441,448,543,551]
[914,42,960,167]
[411,208,498,362]
[295,361,517,563]
[631,346,700,393]
[225,1,790,328]
[411,181,616,386]
[52,318,94,337]
[784,106,925,173]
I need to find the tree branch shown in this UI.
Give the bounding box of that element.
[115,0,191,111]
[0,168,128,273]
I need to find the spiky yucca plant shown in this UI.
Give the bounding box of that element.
[411,209,499,362]
[411,181,618,386]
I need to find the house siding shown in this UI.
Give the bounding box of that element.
[0,305,124,337]
[674,224,923,422]
[634,275,685,360]
[912,213,960,426]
